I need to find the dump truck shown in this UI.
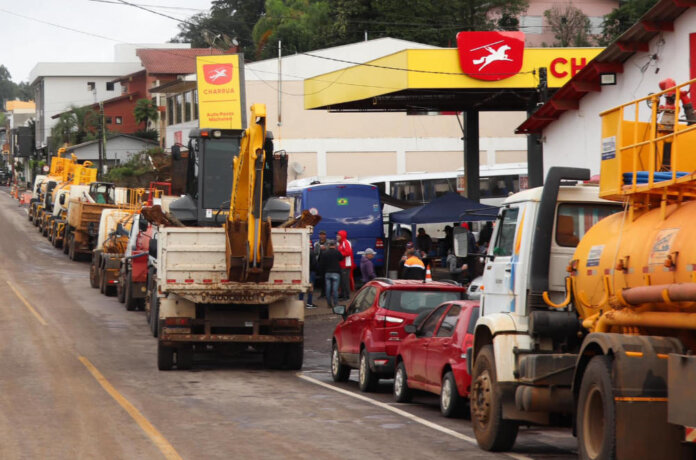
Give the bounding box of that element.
[47,161,98,248]
[146,101,304,371]
[64,182,118,261]
[467,79,696,459]
[90,209,135,296]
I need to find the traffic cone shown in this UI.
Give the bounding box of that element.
[424,264,433,283]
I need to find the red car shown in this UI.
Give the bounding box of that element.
[393,300,479,417]
[331,278,468,392]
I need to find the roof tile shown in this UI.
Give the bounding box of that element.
[136,48,226,75]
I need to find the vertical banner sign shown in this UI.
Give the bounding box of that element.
[196,54,245,129]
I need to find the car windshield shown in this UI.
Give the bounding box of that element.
[381,289,463,314]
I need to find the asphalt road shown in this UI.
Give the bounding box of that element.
[0,188,578,460]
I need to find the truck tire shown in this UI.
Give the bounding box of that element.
[157,342,174,371]
[331,342,351,382]
[148,278,160,337]
[89,260,99,289]
[263,344,284,369]
[117,269,126,303]
[63,230,70,254]
[441,371,465,418]
[577,355,616,460]
[68,235,76,261]
[285,343,303,370]
[470,345,518,451]
[125,273,137,311]
[358,349,379,392]
[177,346,193,370]
[393,361,412,402]
[99,268,106,294]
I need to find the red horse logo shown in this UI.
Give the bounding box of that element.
[204,64,233,85]
[457,31,524,81]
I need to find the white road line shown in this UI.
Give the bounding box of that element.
[297,373,533,460]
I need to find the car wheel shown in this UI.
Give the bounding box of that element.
[577,355,615,460]
[331,342,350,382]
[393,361,412,403]
[440,371,465,417]
[470,345,518,451]
[358,349,378,392]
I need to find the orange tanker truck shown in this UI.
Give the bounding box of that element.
[465,78,696,460]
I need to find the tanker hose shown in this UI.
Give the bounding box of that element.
[542,277,572,309]
[576,275,612,312]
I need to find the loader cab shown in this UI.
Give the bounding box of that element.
[170,128,288,226]
[89,182,116,205]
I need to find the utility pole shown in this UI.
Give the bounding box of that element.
[98,102,104,180]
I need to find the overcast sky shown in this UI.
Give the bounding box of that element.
[0,0,214,82]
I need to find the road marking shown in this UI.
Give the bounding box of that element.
[78,357,183,460]
[297,373,532,460]
[7,281,47,326]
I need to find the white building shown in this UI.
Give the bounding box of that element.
[65,134,157,166]
[519,0,696,177]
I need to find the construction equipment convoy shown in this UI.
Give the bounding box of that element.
[146,102,308,371]
[466,79,696,459]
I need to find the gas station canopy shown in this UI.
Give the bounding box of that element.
[304,47,602,112]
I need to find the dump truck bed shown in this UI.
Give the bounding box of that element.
[67,200,117,230]
[157,227,311,305]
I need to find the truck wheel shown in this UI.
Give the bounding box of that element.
[99,269,106,294]
[285,343,303,370]
[393,361,412,402]
[149,283,159,337]
[89,260,99,289]
[577,355,615,460]
[157,343,174,371]
[63,231,70,254]
[470,345,518,451]
[358,349,379,392]
[441,371,465,418]
[68,235,76,261]
[117,270,126,303]
[331,343,350,382]
[263,344,285,369]
[177,346,193,370]
[124,273,137,311]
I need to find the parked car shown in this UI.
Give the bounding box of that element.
[392,300,479,417]
[331,278,468,392]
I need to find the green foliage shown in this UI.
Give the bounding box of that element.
[49,105,98,151]
[104,148,161,184]
[132,129,159,142]
[171,0,266,57]
[544,4,592,47]
[600,0,658,46]
[0,65,32,103]
[133,98,159,129]
[253,0,334,59]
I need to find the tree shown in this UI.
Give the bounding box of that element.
[49,105,97,150]
[171,0,266,58]
[544,4,592,47]
[252,0,334,59]
[134,98,159,130]
[0,65,33,103]
[600,0,657,46]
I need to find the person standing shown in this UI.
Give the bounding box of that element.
[313,230,328,297]
[319,240,343,309]
[337,230,354,300]
[416,227,433,267]
[477,221,493,250]
[400,248,426,280]
[360,248,377,283]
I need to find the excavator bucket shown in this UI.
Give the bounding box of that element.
[225,220,248,282]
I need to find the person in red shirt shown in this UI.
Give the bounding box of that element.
[336,230,354,300]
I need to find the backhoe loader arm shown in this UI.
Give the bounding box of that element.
[225,103,274,282]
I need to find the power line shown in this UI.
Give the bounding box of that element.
[87,0,207,12]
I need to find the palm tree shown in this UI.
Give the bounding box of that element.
[134,98,159,130]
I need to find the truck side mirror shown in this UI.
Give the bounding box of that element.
[453,227,469,258]
[59,194,66,205]
[139,217,148,232]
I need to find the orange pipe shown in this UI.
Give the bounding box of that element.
[595,310,696,333]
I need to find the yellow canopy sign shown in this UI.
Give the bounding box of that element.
[196,55,245,129]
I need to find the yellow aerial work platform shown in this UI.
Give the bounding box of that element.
[600,77,696,213]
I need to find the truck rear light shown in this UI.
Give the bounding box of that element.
[166,279,176,284]
[184,279,194,284]
[274,279,283,284]
[202,279,212,284]
[221,279,230,283]
[375,238,384,249]
[108,280,118,284]
[292,279,301,284]
[374,359,389,366]
[164,317,191,326]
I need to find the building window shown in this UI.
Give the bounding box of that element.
[106,116,113,124]
[115,116,122,125]
[175,93,183,124]
[184,91,192,122]
[193,89,198,120]
[87,82,95,91]
[106,82,114,91]
[167,97,174,126]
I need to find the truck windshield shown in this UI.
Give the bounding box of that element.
[201,138,239,210]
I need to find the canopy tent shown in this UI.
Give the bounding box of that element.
[389,192,498,224]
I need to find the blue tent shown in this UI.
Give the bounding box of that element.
[389,192,498,224]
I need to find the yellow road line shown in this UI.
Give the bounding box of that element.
[78,356,183,460]
[7,281,47,326]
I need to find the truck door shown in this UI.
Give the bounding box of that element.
[481,205,521,315]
